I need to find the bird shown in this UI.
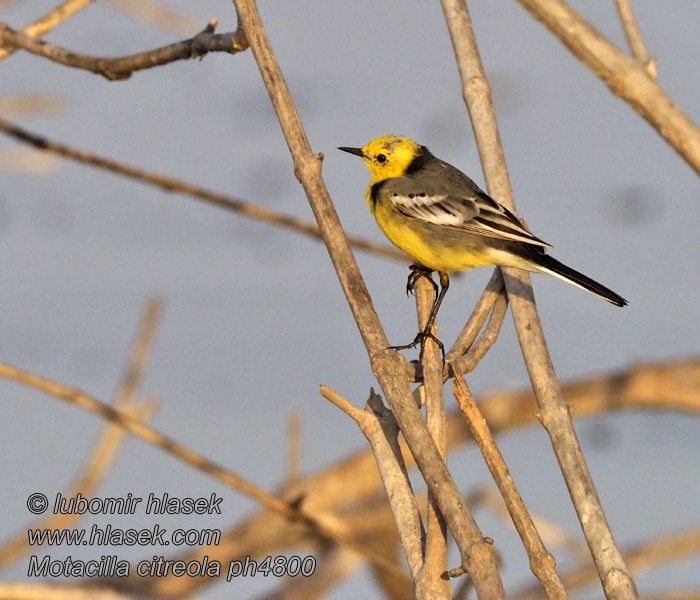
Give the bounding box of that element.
[338,134,627,355]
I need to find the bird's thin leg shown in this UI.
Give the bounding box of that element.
[390,272,450,361]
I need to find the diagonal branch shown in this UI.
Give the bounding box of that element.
[439,1,638,598]
[0,363,407,582]
[0,117,405,262]
[0,0,95,63]
[452,375,568,599]
[514,0,700,176]
[0,19,248,80]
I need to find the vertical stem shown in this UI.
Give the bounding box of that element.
[414,276,451,599]
[438,1,638,598]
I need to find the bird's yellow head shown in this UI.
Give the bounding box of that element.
[339,135,423,183]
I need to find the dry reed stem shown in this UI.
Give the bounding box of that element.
[0,298,162,570]
[452,375,568,599]
[0,117,404,262]
[439,1,638,598]
[0,0,95,62]
[515,0,700,175]
[231,0,504,595]
[0,20,248,80]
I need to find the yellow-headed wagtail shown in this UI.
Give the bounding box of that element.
[339,134,626,354]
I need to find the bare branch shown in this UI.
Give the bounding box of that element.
[439,1,638,598]
[450,290,508,376]
[320,386,424,580]
[515,0,700,176]
[0,19,248,80]
[116,355,700,596]
[0,363,409,582]
[513,525,700,600]
[0,0,95,63]
[0,117,405,262]
[613,0,655,77]
[452,375,568,599]
[445,268,505,363]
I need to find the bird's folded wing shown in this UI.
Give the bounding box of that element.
[385,178,551,248]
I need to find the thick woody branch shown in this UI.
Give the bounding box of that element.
[515,0,700,176]
[231,0,504,595]
[0,20,248,80]
[439,1,637,598]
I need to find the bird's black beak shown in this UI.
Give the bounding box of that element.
[338,146,365,158]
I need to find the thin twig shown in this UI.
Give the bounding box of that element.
[0,0,95,63]
[613,0,655,77]
[283,411,302,487]
[515,0,700,176]
[439,2,638,598]
[0,19,248,80]
[0,117,405,262]
[445,268,505,364]
[232,0,505,595]
[452,375,568,599]
[450,291,508,375]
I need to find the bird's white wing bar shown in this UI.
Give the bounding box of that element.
[391,189,551,248]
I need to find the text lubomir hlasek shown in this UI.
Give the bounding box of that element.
[52,493,222,515]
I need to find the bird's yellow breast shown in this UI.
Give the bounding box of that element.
[368,189,494,273]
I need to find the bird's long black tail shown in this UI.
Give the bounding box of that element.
[533,253,627,307]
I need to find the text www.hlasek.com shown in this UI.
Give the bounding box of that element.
[25,492,316,581]
[27,524,220,547]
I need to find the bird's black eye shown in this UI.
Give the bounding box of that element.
[376,153,387,163]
